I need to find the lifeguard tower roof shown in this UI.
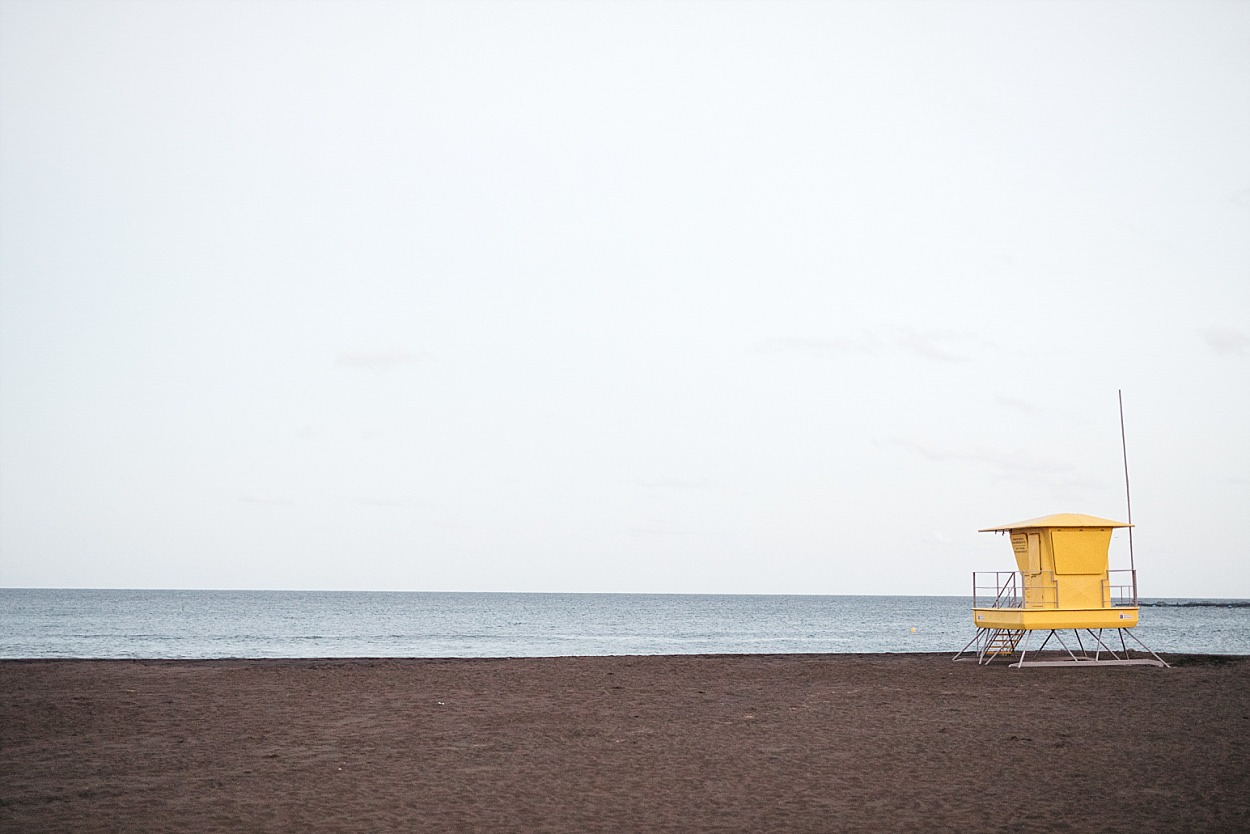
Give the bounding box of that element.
[978,513,1132,533]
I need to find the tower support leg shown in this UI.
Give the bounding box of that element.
[1007,628,1168,668]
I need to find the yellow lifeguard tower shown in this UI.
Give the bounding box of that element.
[954,513,1167,667]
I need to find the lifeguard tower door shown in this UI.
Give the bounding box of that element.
[1012,532,1045,607]
[1024,534,1043,607]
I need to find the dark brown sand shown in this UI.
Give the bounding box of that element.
[2,653,1248,833]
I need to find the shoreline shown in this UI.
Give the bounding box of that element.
[4,653,1248,832]
[3,649,1248,663]
[5,650,1248,669]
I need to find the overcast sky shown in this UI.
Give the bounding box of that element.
[1,0,1247,597]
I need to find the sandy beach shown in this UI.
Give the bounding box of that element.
[2,653,1248,833]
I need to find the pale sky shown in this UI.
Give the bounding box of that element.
[1,0,1247,597]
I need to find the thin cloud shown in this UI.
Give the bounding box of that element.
[627,522,694,536]
[996,395,1045,415]
[1229,186,1250,214]
[892,328,971,363]
[238,494,293,506]
[1200,328,1248,356]
[1054,473,1113,492]
[755,330,977,363]
[891,436,1074,477]
[638,477,711,490]
[335,347,424,369]
[753,335,875,355]
[891,436,954,462]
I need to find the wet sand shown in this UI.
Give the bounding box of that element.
[2,653,1248,833]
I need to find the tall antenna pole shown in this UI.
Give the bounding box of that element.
[1118,389,1136,572]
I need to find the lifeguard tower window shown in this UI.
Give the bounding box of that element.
[1051,528,1111,575]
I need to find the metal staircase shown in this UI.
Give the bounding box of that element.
[954,627,1025,664]
[981,628,1024,660]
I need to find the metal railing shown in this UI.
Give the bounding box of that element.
[972,570,1058,609]
[973,569,1141,609]
[1105,569,1139,607]
[973,571,1020,609]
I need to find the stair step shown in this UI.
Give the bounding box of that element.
[982,629,1024,656]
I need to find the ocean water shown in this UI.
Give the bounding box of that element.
[1,589,1247,660]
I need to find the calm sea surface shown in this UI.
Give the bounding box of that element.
[1,589,1247,659]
